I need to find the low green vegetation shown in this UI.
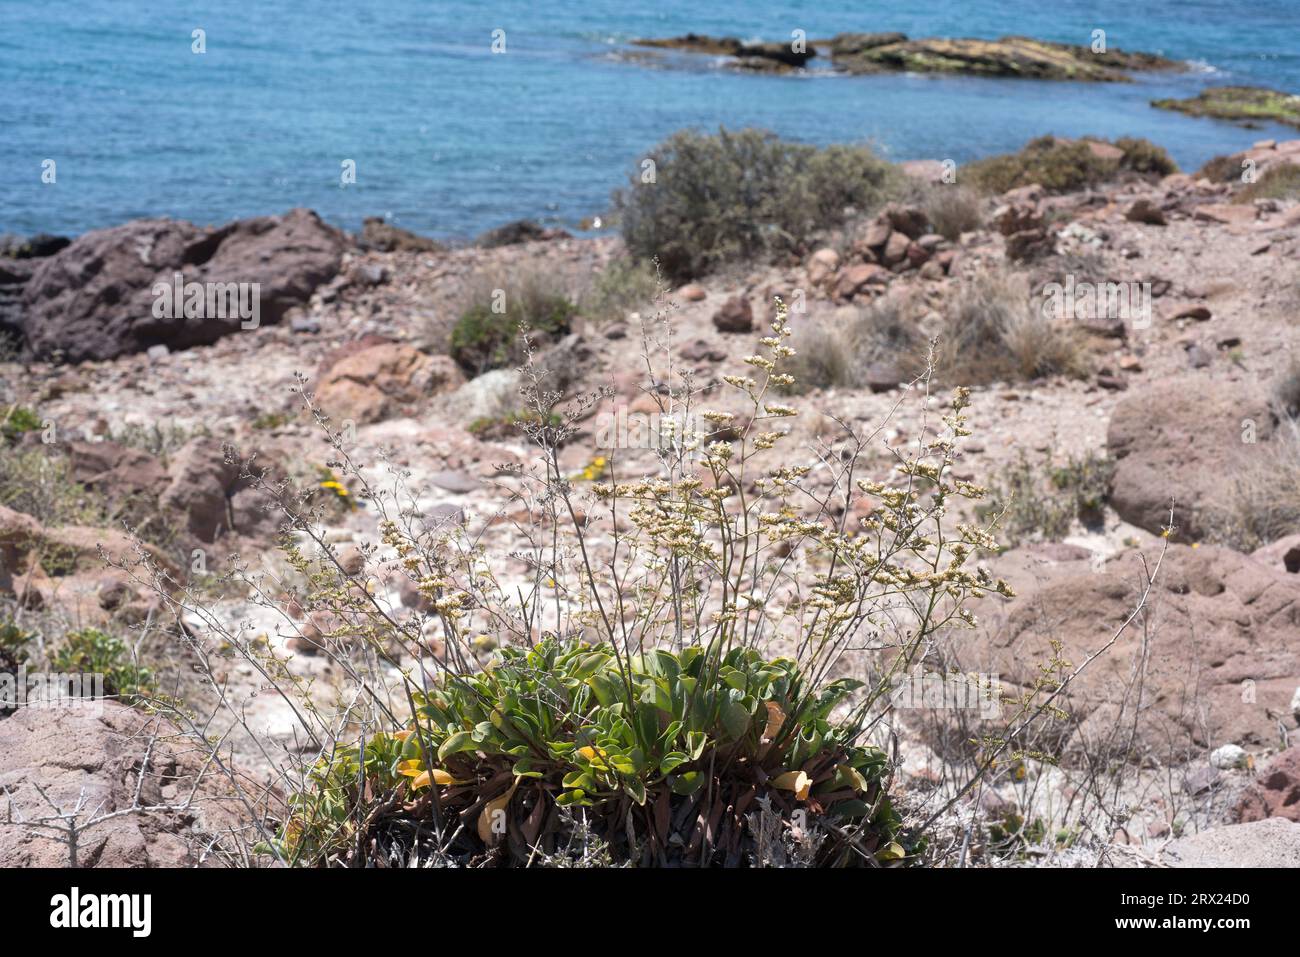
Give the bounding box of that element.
[978,448,1113,547]
[616,128,903,282]
[962,135,1177,194]
[1152,86,1300,129]
[915,183,984,241]
[1240,163,1300,202]
[51,627,156,703]
[256,305,1030,867]
[273,641,901,867]
[0,619,33,670]
[450,270,579,374]
[251,410,293,431]
[1112,136,1181,176]
[0,448,101,528]
[468,409,563,442]
[1,405,42,444]
[581,257,661,323]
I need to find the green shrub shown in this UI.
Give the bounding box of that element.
[51,628,156,703]
[1240,163,1300,202]
[450,270,578,375]
[0,619,34,715]
[468,408,563,442]
[987,811,1078,859]
[106,419,203,463]
[251,411,293,431]
[979,449,1113,547]
[582,257,661,323]
[963,136,1175,195]
[1197,153,1240,183]
[1,405,42,444]
[0,619,33,670]
[0,449,101,528]
[917,184,984,241]
[274,640,899,867]
[1113,137,1179,176]
[616,128,902,281]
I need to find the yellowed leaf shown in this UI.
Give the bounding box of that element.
[410,768,458,790]
[836,764,869,792]
[398,760,458,790]
[876,842,906,862]
[477,779,520,844]
[773,770,811,801]
[762,701,785,740]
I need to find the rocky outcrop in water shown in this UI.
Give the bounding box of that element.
[630,32,1182,81]
[1153,86,1300,129]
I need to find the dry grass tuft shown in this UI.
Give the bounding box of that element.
[939,270,1088,385]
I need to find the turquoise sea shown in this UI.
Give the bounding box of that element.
[2,1,1298,239]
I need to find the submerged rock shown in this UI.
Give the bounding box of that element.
[632,34,817,70]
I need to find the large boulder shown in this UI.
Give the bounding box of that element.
[160,437,284,546]
[68,440,169,502]
[315,341,465,425]
[1161,817,1300,867]
[1253,533,1300,575]
[1236,748,1300,823]
[0,233,71,259]
[66,437,278,547]
[960,544,1300,755]
[0,503,174,623]
[20,209,344,362]
[712,296,754,333]
[356,216,444,253]
[159,438,243,543]
[632,34,816,70]
[0,702,252,867]
[475,219,570,248]
[1107,377,1277,541]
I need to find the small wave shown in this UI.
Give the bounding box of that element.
[1185,59,1220,75]
[575,30,633,46]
